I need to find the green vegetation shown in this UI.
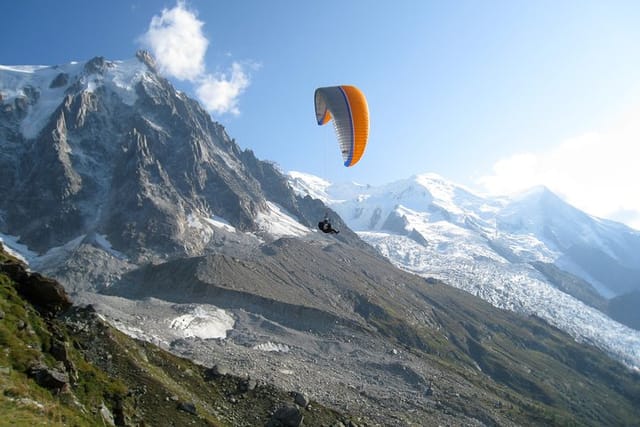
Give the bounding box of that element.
[0,246,354,426]
[0,269,94,425]
[348,274,640,426]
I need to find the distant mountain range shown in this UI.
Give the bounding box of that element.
[288,171,640,366]
[2,53,639,425]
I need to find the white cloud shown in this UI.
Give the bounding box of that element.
[477,107,640,230]
[140,2,252,116]
[196,62,250,116]
[140,2,208,81]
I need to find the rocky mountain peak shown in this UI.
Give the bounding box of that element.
[136,49,157,72]
[0,54,336,261]
[83,56,111,75]
[49,71,69,88]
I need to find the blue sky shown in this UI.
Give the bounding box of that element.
[3,1,640,229]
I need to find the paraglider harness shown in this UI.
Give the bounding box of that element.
[318,214,339,234]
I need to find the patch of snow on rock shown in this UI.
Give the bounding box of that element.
[288,171,332,202]
[256,201,310,238]
[31,235,86,270]
[94,234,127,260]
[169,306,235,339]
[253,342,291,353]
[204,215,237,233]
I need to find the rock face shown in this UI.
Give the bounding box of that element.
[293,391,309,408]
[177,401,197,415]
[28,363,69,390]
[0,52,348,263]
[270,405,303,427]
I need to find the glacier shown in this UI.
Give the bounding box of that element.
[289,171,640,370]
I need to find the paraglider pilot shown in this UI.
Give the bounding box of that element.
[318,214,339,234]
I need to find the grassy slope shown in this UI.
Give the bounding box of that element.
[389,279,640,426]
[0,246,353,426]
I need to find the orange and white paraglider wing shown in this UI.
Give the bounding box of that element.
[314,85,369,167]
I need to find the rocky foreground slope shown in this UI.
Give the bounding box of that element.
[0,243,355,426]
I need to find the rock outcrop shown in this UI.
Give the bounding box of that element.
[0,254,72,317]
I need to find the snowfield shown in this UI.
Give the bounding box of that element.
[78,295,235,347]
[255,201,311,238]
[0,58,149,139]
[169,306,235,339]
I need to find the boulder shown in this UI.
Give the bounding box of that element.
[293,391,309,408]
[99,402,116,426]
[0,260,72,317]
[177,401,197,415]
[239,377,258,393]
[270,405,303,427]
[425,384,433,396]
[28,363,69,390]
[51,339,70,363]
[204,363,229,380]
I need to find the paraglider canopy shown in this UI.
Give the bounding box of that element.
[314,85,369,167]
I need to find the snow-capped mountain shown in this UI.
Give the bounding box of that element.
[0,52,353,270]
[289,171,640,368]
[2,53,640,424]
[498,186,640,296]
